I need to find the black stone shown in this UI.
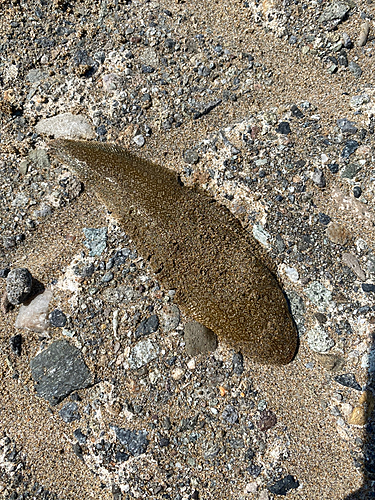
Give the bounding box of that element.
[159,437,170,447]
[135,314,159,338]
[276,121,291,135]
[328,163,339,173]
[49,309,67,328]
[96,125,107,136]
[290,105,304,118]
[9,334,22,356]
[318,213,331,225]
[362,283,375,293]
[334,373,362,391]
[0,268,10,278]
[30,340,93,405]
[353,186,362,198]
[268,475,300,496]
[245,447,255,461]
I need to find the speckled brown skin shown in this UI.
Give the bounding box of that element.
[49,139,298,365]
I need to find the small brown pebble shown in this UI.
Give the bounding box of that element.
[348,391,375,426]
[314,353,345,372]
[326,222,349,245]
[257,410,277,431]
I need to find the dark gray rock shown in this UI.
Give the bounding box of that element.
[334,373,362,391]
[59,402,81,423]
[135,314,159,338]
[268,475,300,496]
[337,118,358,135]
[6,268,33,305]
[184,321,218,356]
[30,340,93,405]
[232,352,244,375]
[49,309,67,327]
[73,428,87,444]
[341,163,361,179]
[312,168,326,188]
[112,426,149,456]
[9,334,22,356]
[341,140,359,159]
[276,121,291,135]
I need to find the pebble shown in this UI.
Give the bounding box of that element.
[252,223,270,248]
[348,391,375,425]
[307,326,335,353]
[49,308,67,327]
[353,186,362,198]
[159,304,180,332]
[30,340,93,405]
[268,475,300,496]
[334,373,362,391]
[133,134,145,147]
[275,121,291,135]
[232,352,244,375]
[111,426,149,456]
[337,118,358,135]
[305,281,332,312]
[28,149,50,170]
[362,283,375,293]
[15,288,53,333]
[326,222,349,245]
[341,140,359,159]
[284,266,299,282]
[83,227,107,257]
[257,410,277,432]
[342,252,366,281]
[135,314,159,338]
[314,353,345,372]
[183,149,200,165]
[312,169,326,188]
[221,405,239,424]
[341,163,361,179]
[318,212,330,225]
[35,113,95,139]
[348,61,363,78]
[183,321,218,356]
[59,402,81,423]
[9,334,22,356]
[128,338,159,369]
[6,268,33,305]
[357,21,370,47]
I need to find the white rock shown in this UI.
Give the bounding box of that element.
[171,367,184,380]
[284,266,299,283]
[307,326,335,353]
[252,223,270,248]
[35,113,95,139]
[133,134,145,147]
[15,289,53,333]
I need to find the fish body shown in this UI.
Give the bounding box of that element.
[49,139,298,365]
